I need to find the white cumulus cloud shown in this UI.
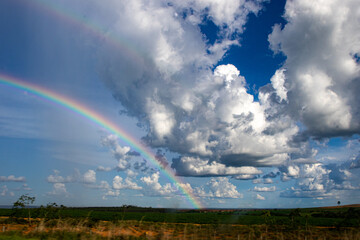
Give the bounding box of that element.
[256,194,265,200]
[140,172,177,196]
[113,175,142,190]
[254,186,276,192]
[83,170,96,184]
[195,177,243,199]
[172,156,262,177]
[94,0,304,176]
[0,175,26,182]
[0,185,14,197]
[47,183,68,196]
[101,134,133,171]
[268,0,360,138]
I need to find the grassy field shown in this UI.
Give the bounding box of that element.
[0,205,359,239]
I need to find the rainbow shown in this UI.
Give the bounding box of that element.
[0,73,203,209]
[28,0,144,65]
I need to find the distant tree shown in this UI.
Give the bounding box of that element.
[43,202,66,219]
[289,208,301,228]
[13,194,35,224]
[289,208,301,217]
[337,200,341,206]
[261,210,273,225]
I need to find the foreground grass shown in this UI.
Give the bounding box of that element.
[1,206,359,239]
[0,235,37,240]
[1,206,359,227]
[1,218,360,240]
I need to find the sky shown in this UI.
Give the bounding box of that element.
[0,0,359,209]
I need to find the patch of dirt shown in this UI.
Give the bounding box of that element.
[318,204,360,209]
[1,217,360,239]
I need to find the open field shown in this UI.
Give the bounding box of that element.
[1,205,359,239]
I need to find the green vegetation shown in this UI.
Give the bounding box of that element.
[12,195,35,225]
[0,234,38,240]
[1,204,359,239]
[1,205,359,227]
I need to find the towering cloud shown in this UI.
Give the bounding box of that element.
[101,135,132,171]
[268,0,360,138]
[94,0,360,177]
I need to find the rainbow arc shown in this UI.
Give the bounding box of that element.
[0,73,203,209]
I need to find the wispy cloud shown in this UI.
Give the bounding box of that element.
[0,175,26,182]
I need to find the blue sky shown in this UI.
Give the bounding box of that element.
[1,0,360,208]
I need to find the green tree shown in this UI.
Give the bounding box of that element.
[288,208,301,228]
[13,194,35,224]
[45,202,61,219]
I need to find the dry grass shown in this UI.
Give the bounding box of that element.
[1,217,360,239]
